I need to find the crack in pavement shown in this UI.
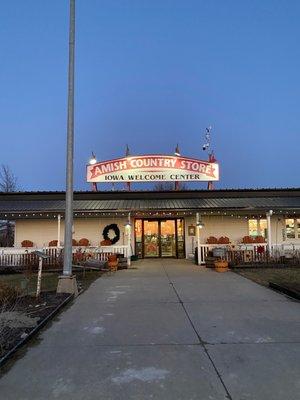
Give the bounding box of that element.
[161,260,233,400]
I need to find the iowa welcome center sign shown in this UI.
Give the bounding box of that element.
[87,155,219,183]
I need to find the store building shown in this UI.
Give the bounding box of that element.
[0,188,300,263]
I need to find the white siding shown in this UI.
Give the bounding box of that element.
[15,217,129,248]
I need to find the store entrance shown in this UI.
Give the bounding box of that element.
[134,219,185,259]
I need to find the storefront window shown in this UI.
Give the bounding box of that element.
[249,218,267,238]
[259,219,267,238]
[248,219,258,237]
[285,219,295,239]
[134,219,143,258]
[176,219,185,259]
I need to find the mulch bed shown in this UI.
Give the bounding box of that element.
[0,292,70,362]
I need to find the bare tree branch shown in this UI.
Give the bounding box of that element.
[0,165,17,193]
[0,165,18,247]
[153,182,189,191]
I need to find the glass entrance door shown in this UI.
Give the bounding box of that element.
[135,218,185,258]
[144,220,159,257]
[160,220,176,257]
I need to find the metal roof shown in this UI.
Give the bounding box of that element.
[0,192,300,216]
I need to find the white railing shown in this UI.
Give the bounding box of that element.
[94,245,129,258]
[198,243,269,265]
[197,242,300,265]
[198,244,230,265]
[271,243,300,258]
[0,245,129,256]
[0,245,130,268]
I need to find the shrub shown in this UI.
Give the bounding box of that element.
[218,236,230,244]
[206,236,218,244]
[255,235,265,243]
[78,238,89,246]
[0,283,21,308]
[21,240,33,247]
[242,236,254,243]
[100,239,112,246]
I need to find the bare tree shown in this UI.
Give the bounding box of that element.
[0,165,18,247]
[0,165,17,192]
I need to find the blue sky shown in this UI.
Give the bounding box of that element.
[0,0,299,191]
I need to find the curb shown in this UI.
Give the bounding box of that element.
[0,293,74,368]
[269,282,300,301]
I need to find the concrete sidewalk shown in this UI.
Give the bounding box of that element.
[1,260,300,400]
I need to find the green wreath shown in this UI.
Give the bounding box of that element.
[102,224,120,245]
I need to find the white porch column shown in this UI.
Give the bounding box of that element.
[126,213,131,267]
[196,212,201,265]
[266,210,273,255]
[57,214,61,246]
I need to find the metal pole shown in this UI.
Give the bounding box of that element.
[63,0,75,276]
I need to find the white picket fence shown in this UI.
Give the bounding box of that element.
[197,243,300,265]
[0,245,130,268]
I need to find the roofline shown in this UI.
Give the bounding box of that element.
[1,187,300,201]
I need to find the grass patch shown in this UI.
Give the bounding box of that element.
[0,269,103,296]
[236,267,300,292]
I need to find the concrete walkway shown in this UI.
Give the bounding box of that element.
[1,260,300,400]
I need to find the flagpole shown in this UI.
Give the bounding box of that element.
[57,0,78,295]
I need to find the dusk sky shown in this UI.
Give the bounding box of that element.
[1,0,299,191]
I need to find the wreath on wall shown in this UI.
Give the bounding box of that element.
[102,224,120,245]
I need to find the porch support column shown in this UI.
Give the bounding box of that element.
[57,214,61,247]
[196,212,201,265]
[126,212,131,267]
[266,210,273,255]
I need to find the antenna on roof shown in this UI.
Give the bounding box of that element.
[202,126,216,190]
[202,126,211,151]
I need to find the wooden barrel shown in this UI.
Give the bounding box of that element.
[214,260,229,272]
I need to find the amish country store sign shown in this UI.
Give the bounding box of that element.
[87,155,219,183]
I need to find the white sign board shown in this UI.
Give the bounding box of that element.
[87,155,219,183]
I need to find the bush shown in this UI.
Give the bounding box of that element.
[78,238,89,246]
[0,283,21,308]
[100,239,112,246]
[206,236,218,244]
[21,240,34,247]
[218,236,230,244]
[255,235,265,243]
[242,236,254,244]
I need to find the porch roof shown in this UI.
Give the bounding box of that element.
[0,189,300,218]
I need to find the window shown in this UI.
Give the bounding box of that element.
[134,219,143,258]
[248,219,267,238]
[248,219,258,237]
[259,219,267,238]
[285,219,295,239]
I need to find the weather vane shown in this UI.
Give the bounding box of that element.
[202,126,216,190]
[202,126,212,151]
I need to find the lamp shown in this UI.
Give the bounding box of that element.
[89,152,97,165]
[197,220,204,229]
[174,144,181,157]
[196,213,204,229]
